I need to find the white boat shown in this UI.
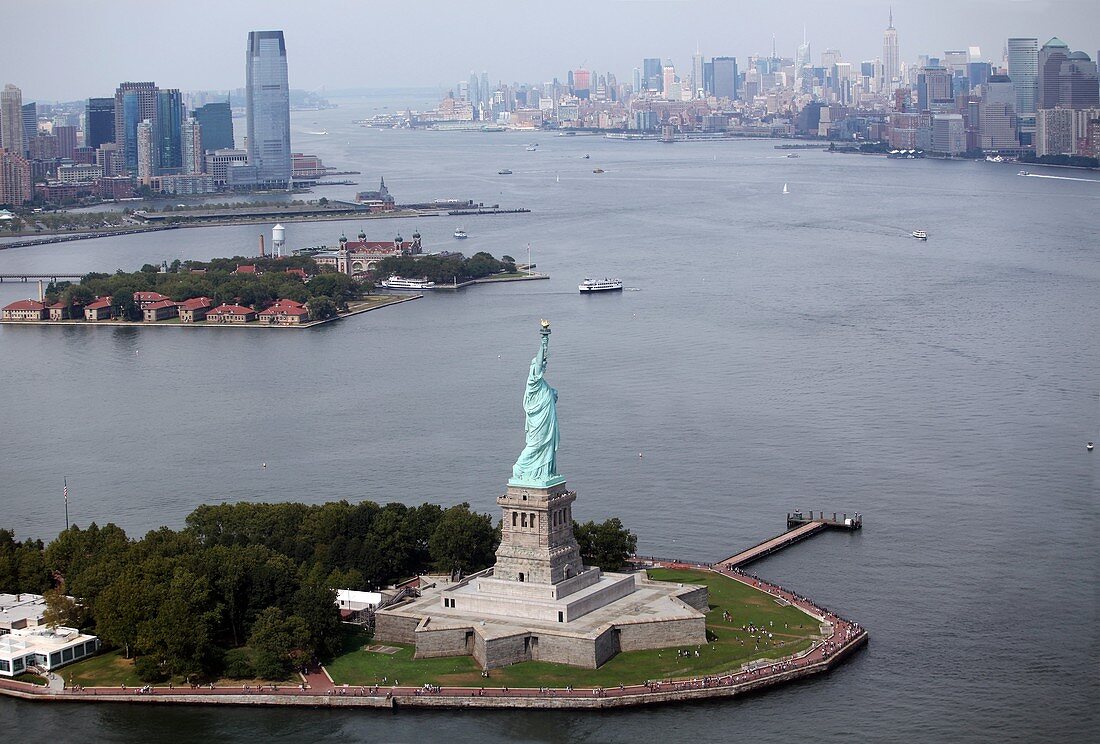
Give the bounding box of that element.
[911,230,928,240]
[453,229,468,239]
[498,169,513,175]
[304,130,328,136]
[579,278,623,293]
[380,275,436,290]
[782,183,790,194]
[526,144,538,151]
[1018,170,1031,176]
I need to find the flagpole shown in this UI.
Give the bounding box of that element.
[64,477,69,531]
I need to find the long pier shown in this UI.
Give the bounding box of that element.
[0,273,85,282]
[716,511,863,570]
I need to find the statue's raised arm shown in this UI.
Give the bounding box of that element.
[511,321,562,487]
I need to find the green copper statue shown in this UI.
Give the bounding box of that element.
[510,320,564,487]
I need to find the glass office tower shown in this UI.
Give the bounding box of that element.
[245,30,291,188]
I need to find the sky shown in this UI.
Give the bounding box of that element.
[2,0,1098,101]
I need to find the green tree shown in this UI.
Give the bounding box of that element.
[41,587,86,629]
[95,568,152,658]
[307,296,337,321]
[248,606,310,678]
[573,518,637,572]
[428,503,498,576]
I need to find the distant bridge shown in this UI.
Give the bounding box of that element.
[0,274,85,282]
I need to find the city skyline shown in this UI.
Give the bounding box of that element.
[2,0,1097,101]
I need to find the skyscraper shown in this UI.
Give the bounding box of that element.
[632,67,641,94]
[979,74,1018,149]
[114,82,159,174]
[181,118,203,174]
[193,101,234,151]
[882,10,900,92]
[0,148,32,206]
[21,103,36,155]
[86,97,115,149]
[572,69,591,99]
[1059,52,1099,109]
[1007,38,1038,116]
[136,119,155,183]
[643,58,662,91]
[157,89,184,172]
[0,84,25,157]
[1038,37,1070,109]
[54,125,77,160]
[662,62,676,99]
[245,30,291,188]
[691,52,704,99]
[712,57,738,100]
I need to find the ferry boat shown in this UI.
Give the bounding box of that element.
[380,275,436,290]
[453,228,468,239]
[498,169,513,175]
[578,278,623,293]
[911,230,928,240]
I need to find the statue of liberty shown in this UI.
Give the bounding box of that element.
[511,320,562,487]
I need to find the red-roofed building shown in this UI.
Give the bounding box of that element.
[285,267,308,280]
[2,299,47,321]
[258,299,310,325]
[49,301,75,321]
[134,291,171,310]
[142,299,179,322]
[177,296,214,323]
[84,297,113,321]
[206,304,256,323]
[232,264,260,275]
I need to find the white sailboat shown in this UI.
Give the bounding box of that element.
[782,183,790,195]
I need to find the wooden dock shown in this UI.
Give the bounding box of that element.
[718,511,862,570]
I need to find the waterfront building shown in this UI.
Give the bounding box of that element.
[978,75,1019,149]
[142,300,179,322]
[96,175,134,200]
[1038,37,1070,110]
[882,10,900,92]
[931,113,965,154]
[353,176,394,208]
[177,296,214,323]
[0,626,99,677]
[204,147,248,184]
[712,57,738,100]
[1036,107,1074,155]
[1,299,48,321]
[374,323,708,670]
[157,89,184,172]
[314,230,420,276]
[136,119,155,183]
[86,97,115,149]
[84,297,113,321]
[134,291,172,310]
[206,304,257,323]
[152,173,217,195]
[0,84,24,157]
[192,101,233,151]
[245,30,292,189]
[113,82,159,174]
[181,118,203,174]
[258,299,309,325]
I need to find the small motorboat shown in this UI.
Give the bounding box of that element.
[787,153,800,158]
[1088,442,1095,452]
[1018,170,1031,176]
[583,154,590,159]
[453,229,468,239]
[592,168,605,174]
[911,230,928,240]
[498,169,513,175]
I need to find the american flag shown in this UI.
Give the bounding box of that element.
[63,482,68,503]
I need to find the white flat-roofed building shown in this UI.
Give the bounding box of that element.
[336,589,382,613]
[0,625,99,677]
[1,593,52,633]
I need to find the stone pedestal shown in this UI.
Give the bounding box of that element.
[492,482,584,586]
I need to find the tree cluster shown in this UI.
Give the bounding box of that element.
[1,500,498,682]
[573,518,638,572]
[373,251,516,284]
[1019,152,1100,169]
[44,256,367,319]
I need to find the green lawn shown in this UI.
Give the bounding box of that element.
[325,568,821,688]
[62,649,144,688]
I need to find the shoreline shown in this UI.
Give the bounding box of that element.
[0,568,866,711]
[0,294,421,329]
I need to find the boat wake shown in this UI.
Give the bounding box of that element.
[1021,173,1100,184]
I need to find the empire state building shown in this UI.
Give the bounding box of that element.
[882,9,900,92]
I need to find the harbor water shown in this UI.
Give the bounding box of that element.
[1,97,1097,742]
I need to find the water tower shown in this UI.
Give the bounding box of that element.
[272,224,285,257]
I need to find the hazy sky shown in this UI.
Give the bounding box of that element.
[3,0,1097,101]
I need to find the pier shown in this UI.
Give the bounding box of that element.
[717,511,862,570]
[0,273,85,282]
